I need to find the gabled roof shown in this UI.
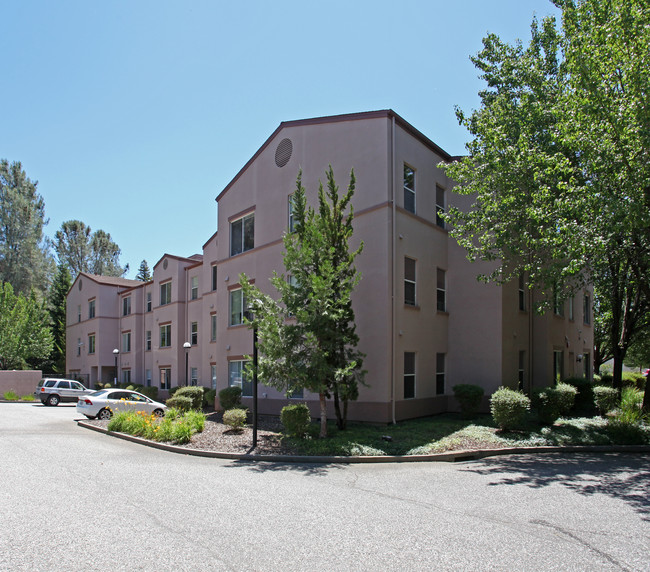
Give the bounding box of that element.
[153,253,204,271]
[215,109,455,202]
[68,272,143,296]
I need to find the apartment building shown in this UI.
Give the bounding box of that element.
[66,110,593,422]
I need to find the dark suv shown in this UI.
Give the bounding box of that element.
[35,378,93,406]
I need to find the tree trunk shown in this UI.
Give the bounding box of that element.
[333,387,343,430]
[612,346,624,391]
[319,392,328,438]
[643,373,650,414]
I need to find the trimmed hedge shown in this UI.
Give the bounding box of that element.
[138,386,159,400]
[490,387,530,430]
[203,388,216,410]
[563,377,594,414]
[533,383,577,425]
[223,408,247,430]
[166,395,193,412]
[452,384,484,419]
[593,386,619,415]
[174,386,204,410]
[219,386,242,411]
[281,404,311,437]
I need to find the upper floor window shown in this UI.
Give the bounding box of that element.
[210,313,217,342]
[436,185,445,228]
[122,331,131,353]
[88,334,96,355]
[146,292,152,312]
[160,324,171,348]
[229,288,247,326]
[191,322,198,345]
[146,330,152,351]
[77,305,81,323]
[230,212,254,256]
[404,257,416,306]
[403,165,415,214]
[583,293,591,325]
[518,275,526,311]
[437,268,447,312]
[160,281,171,306]
[568,295,575,321]
[211,265,218,291]
[190,276,199,300]
[436,353,445,395]
[122,296,131,316]
[553,289,564,317]
[404,352,415,399]
[88,299,95,319]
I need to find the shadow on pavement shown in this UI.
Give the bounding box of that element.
[464,452,650,520]
[225,460,346,477]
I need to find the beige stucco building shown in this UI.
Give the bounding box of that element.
[66,110,593,422]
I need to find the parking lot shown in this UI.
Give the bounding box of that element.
[1,403,649,571]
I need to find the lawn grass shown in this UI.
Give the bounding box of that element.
[280,413,650,456]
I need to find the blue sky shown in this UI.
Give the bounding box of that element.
[2,0,560,278]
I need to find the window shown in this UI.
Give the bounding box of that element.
[160,281,171,306]
[229,360,252,397]
[403,165,415,213]
[553,289,564,317]
[210,313,217,342]
[211,265,218,291]
[122,296,131,316]
[88,299,96,319]
[583,352,591,380]
[404,352,415,399]
[404,257,416,306]
[518,351,525,390]
[553,350,564,384]
[122,369,131,385]
[288,194,296,232]
[160,324,171,348]
[191,322,198,345]
[230,212,255,256]
[77,338,81,356]
[288,385,304,399]
[568,295,575,321]
[230,288,247,326]
[77,305,81,323]
[190,367,198,386]
[211,364,217,390]
[146,292,152,312]
[437,268,446,312]
[160,367,171,390]
[190,276,198,300]
[146,369,152,387]
[146,330,152,351]
[122,331,131,353]
[436,185,445,228]
[88,334,95,355]
[518,275,526,311]
[436,353,445,395]
[583,293,591,325]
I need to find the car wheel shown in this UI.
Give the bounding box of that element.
[153,409,165,418]
[47,395,60,406]
[97,408,112,420]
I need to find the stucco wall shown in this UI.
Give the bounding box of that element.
[0,370,42,397]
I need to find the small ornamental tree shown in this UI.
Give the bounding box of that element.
[241,167,366,438]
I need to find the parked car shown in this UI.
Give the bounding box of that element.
[77,389,167,420]
[35,378,93,406]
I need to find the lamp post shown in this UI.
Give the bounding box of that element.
[113,348,119,386]
[183,342,191,386]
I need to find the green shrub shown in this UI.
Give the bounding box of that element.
[490,387,531,431]
[223,408,247,430]
[139,386,159,400]
[281,403,311,437]
[174,386,204,410]
[597,373,613,386]
[168,386,182,398]
[184,409,206,433]
[166,395,193,412]
[593,386,619,415]
[606,417,648,445]
[21,394,35,401]
[219,386,242,411]
[564,377,594,414]
[533,383,576,425]
[452,384,484,419]
[3,390,19,401]
[203,388,217,410]
[622,371,646,391]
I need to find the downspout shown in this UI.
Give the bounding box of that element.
[391,116,397,425]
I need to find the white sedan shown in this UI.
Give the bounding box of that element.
[77,389,167,420]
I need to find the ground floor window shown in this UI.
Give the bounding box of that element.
[211,364,217,390]
[553,350,564,384]
[288,384,304,399]
[518,351,525,391]
[122,369,131,385]
[436,353,445,395]
[146,369,152,387]
[190,367,198,386]
[404,352,415,399]
[160,367,171,390]
[229,360,251,397]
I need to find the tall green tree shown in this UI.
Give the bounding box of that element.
[241,167,365,437]
[442,0,650,389]
[54,220,128,277]
[47,264,72,373]
[0,160,54,296]
[0,282,53,370]
[135,260,152,281]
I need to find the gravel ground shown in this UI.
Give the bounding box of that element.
[87,412,298,455]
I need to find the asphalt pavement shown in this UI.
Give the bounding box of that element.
[1,403,649,571]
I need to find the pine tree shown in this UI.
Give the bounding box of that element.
[135,260,152,281]
[47,264,72,373]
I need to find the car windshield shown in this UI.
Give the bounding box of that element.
[89,390,110,397]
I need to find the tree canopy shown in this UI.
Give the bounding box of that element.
[241,167,365,437]
[135,260,152,281]
[54,220,128,278]
[0,160,54,296]
[441,0,650,388]
[47,264,72,373]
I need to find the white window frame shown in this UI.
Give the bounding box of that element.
[160,281,171,306]
[404,352,416,399]
[191,322,198,345]
[437,268,446,312]
[436,184,445,228]
[229,360,252,397]
[122,296,131,316]
[230,212,255,256]
[88,299,96,319]
[160,324,171,348]
[229,288,247,326]
[122,331,131,353]
[210,313,217,342]
[190,276,199,300]
[403,164,416,214]
[88,334,95,355]
[404,257,416,307]
[436,353,445,395]
[145,330,152,351]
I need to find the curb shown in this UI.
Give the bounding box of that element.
[77,420,650,464]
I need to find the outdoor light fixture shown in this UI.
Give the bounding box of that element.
[183,341,191,386]
[113,348,119,385]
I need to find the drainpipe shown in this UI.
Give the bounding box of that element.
[391,115,397,425]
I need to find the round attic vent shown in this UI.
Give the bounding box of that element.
[275,138,293,167]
